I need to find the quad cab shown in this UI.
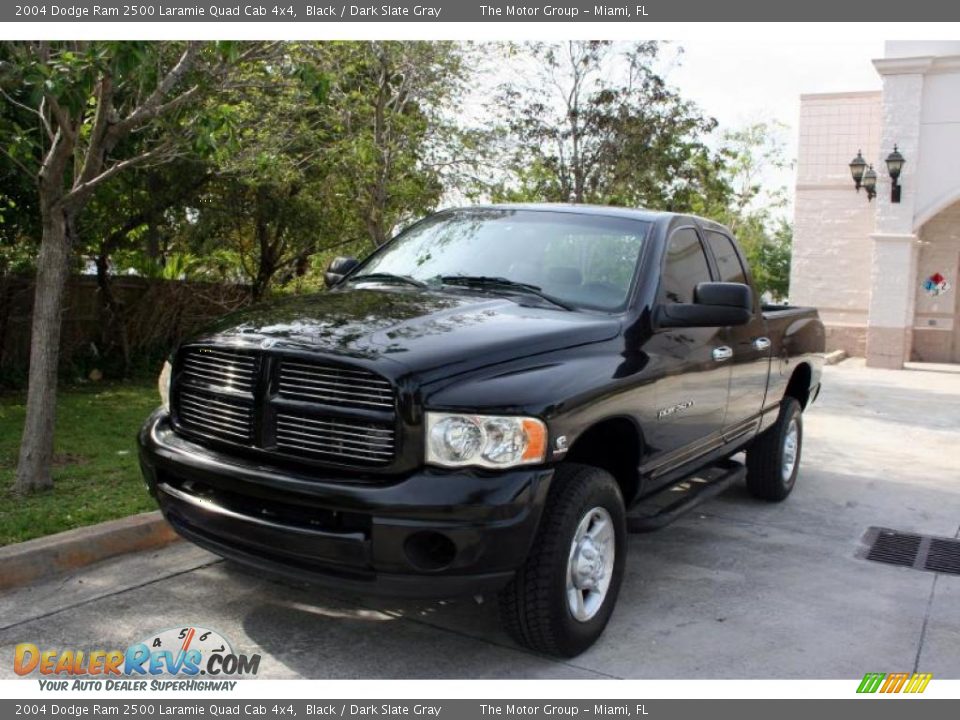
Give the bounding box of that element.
[140,205,824,657]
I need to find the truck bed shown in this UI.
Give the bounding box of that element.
[762,304,819,319]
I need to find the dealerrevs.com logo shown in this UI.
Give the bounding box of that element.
[14,626,260,691]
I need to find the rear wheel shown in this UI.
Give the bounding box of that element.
[498,463,626,657]
[746,397,803,502]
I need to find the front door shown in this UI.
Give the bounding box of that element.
[644,227,732,474]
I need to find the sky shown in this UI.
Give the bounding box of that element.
[464,39,886,218]
[668,40,884,132]
[659,40,886,213]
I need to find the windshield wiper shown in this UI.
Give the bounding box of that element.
[438,275,572,310]
[347,272,428,288]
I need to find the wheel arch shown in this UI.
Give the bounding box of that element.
[784,362,813,409]
[563,415,644,505]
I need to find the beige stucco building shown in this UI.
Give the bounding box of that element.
[791,41,960,368]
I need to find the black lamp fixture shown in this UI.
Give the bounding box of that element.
[850,147,906,204]
[849,150,867,191]
[861,165,877,202]
[885,144,905,203]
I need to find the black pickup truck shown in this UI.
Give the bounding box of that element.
[139,205,824,657]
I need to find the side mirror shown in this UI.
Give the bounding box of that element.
[324,256,359,288]
[658,281,753,328]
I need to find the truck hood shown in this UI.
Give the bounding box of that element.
[193,287,621,378]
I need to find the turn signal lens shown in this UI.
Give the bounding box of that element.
[520,418,547,463]
[426,413,548,469]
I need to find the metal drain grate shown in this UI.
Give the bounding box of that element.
[862,527,960,576]
[866,530,922,567]
[926,538,960,575]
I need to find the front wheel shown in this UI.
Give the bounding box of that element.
[746,397,803,502]
[498,463,626,657]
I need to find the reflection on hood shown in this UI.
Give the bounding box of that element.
[194,287,621,376]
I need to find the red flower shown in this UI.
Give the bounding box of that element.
[930,272,945,284]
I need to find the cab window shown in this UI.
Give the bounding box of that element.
[661,228,712,304]
[705,231,748,285]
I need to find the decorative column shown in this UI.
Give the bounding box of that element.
[866,57,929,368]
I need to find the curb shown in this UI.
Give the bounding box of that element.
[0,511,180,591]
[824,350,848,365]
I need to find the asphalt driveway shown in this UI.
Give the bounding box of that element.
[2,358,959,679]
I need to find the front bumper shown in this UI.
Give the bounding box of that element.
[138,410,553,597]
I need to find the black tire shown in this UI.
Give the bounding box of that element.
[498,463,626,657]
[746,397,803,502]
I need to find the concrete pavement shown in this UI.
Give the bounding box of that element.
[1,359,958,678]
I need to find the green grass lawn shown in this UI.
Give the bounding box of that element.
[0,381,160,546]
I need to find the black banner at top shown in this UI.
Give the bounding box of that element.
[4,0,960,22]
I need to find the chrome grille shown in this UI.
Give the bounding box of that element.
[276,412,395,466]
[176,388,254,444]
[278,359,394,410]
[181,347,257,393]
[172,346,398,468]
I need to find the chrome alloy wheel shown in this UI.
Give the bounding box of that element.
[781,417,799,482]
[566,506,615,622]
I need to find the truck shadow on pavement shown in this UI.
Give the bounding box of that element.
[226,563,604,678]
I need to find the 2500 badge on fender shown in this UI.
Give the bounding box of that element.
[139,204,824,657]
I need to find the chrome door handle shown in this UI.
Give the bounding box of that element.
[753,337,772,351]
[712,346,733,362]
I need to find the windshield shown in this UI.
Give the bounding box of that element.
[351,209,650,311]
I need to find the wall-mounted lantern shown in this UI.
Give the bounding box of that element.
[850,147,905,204]
[862,165,877,202]
[849,150,867,192]
[885,145,905,203]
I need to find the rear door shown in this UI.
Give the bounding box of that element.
[645,226,732,471]
[703,229,771,438]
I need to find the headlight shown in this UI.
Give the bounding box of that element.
[426,412,547,469]
[158,360,172,413]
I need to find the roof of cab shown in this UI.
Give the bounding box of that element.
[444,203,729,232]
[454,202,668,221]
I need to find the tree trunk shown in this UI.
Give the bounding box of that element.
[14,200,72,493]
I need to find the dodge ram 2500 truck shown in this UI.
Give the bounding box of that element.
[139,204,824,657]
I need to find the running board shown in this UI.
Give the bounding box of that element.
[627,459,745,533]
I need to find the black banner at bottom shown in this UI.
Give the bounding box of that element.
[2,699,957,720]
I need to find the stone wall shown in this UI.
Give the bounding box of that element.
[791,91,881,357]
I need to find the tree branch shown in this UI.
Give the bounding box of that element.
[114,42,203,135]
[0,144,34,178]
[38,96,54,141]
[96,172,211,256]
[76,74,116,187]
[0,87,53,143]
[38,128,74,191]
[44,94,76,143]
[64,146,166,208]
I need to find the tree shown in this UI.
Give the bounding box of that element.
[171,42,473,299]
[753,219,792,301]
[490,41,728,211]
[317,41,471,249]
[181,45,334,301]
[78,159,213,371]
[0,84,40,275]
[0,41,280,493]
[713,121,794,301]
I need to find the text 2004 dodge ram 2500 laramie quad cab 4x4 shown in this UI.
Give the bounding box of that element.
[139,204,824,657]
